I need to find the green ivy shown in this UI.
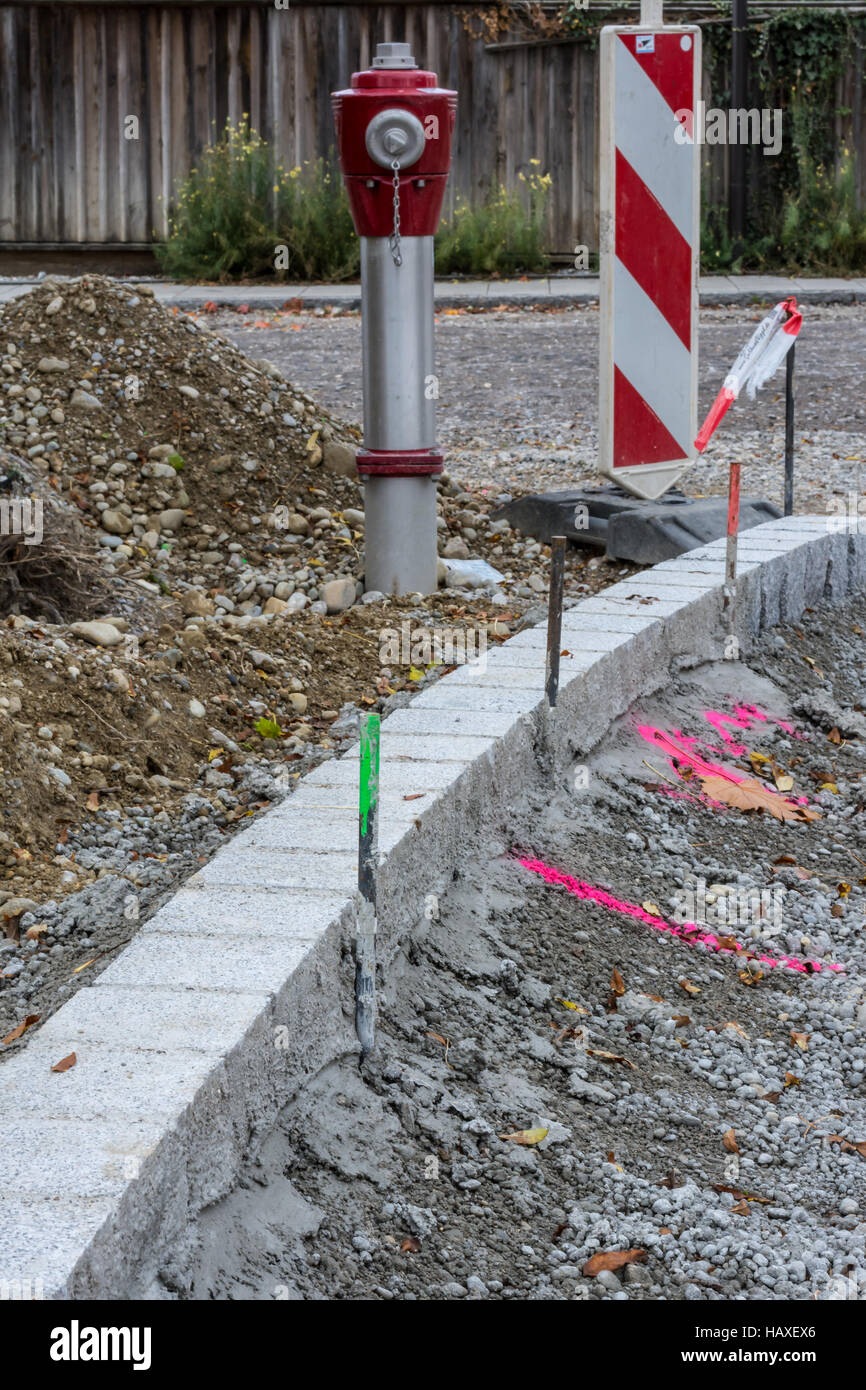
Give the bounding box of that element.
[703,7,866,272]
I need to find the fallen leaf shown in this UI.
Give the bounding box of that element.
[762,1091,782,1104]
[400,1237,421,1253]
[679,979,701,997]
[403,793,425,802]
[723,1128,739,1154]
[790,1031,810,1051]
[86,790,100,812]
[51,1052,76,1073]
[641,900,661,916]
[738,967,763,986]
[700,774,820,822]
[773,773,794,793]
[582,1249,646,1277]
[2,1013,40,1045]
[499,1127,549,1146]
[723,1021,750,1040]
[672,1014,691,1027]
[555,997,587,1013]
[713,1184,771,1204]
[606,965,625,1012]
[825,1135,866,1159]
[587,1049,636,1069]
[828,726,842,745]
[784,1072,800,1088]
[730,1199,751,1216]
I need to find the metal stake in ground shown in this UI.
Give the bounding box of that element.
[724,462,742,628]
[784,343,796,517]
[355,712,380,1061]
[545,536,566,712]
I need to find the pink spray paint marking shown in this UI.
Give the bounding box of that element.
[637,725,744,784]
[638,715,813,811]
[517,856,843,976]
[701,705,765,755]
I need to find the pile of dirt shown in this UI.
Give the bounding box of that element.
[0,275,630,933]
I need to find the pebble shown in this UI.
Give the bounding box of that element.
[69,621,124,648]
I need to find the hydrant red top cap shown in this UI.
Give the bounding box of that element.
[332,41,456,238]
[351,68,438,91]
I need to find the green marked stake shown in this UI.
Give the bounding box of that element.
[356,713,380,1060]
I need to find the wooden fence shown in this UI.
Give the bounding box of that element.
[0,1,863,254]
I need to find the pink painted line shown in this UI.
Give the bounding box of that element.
[516,856,844,975]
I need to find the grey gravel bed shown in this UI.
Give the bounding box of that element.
[181,591,866,1302]
[221,304,866,514]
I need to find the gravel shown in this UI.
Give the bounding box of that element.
[220,302,866,511]
[180,590,866,1302]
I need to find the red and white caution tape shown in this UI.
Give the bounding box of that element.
[694,296,803,453]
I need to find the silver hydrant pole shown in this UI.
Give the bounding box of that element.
[333,42,457,596]
[361,234,439,595]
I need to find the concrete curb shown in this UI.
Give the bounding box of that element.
[1,276,865,312]
[1,516,862,1298]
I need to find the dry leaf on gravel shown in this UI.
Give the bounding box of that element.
[699,775,820,822]
[824,1135,866,1158]
[498,1127,549,1146]
[587,1049,636,1069]
[790,1031,810,1051]
[555,997,588,1014]
[51,1051,76,1073]
[723,1021,750,1040]
[606,966,625,1012]
[400,1237,421,1253]
[679,979,701,997]
[582,1249,646,1277]
[713,1184,771,1204]
[723,1128,740,1154]
[1,1013,40,1045]
[738,967,764,986]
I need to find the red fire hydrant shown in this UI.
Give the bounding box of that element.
[332,42,457,595]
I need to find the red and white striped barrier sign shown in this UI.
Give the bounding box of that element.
[694,297,803,453]
[598,23,701,500]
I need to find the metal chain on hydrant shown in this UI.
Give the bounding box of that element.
[389,159,402,267]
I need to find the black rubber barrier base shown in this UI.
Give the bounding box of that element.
[492,485,782,566]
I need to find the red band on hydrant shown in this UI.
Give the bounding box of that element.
[356,449,444,477]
